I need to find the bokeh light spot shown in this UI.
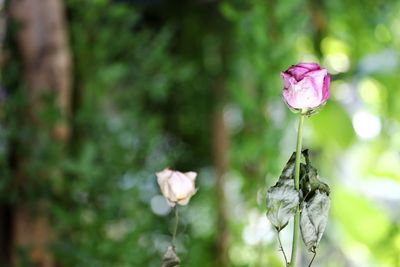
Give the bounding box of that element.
[325,53,350,73]
[150,195,171,216]
[352,110,381,140]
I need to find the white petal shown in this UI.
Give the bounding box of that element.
[156,169,173,186]
[169,172,191,198]
[177,197,190,206]
[166,180,178,202]
[156,169,178,204]
[177,188,197,205]
[184,171,197,182]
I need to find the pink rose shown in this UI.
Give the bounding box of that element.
[281,63,330,111]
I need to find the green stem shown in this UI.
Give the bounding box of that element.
[289,113,305,267]
[172,206,179,246]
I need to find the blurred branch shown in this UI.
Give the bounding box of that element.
[213,76,229,267]
[308,0,327,58]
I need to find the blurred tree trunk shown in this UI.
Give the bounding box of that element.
[212,77,229,267]
[210,8,231,265]
[8,0,72,266]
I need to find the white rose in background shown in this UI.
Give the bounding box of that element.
[156,169,197,207]
[156,168,197,262]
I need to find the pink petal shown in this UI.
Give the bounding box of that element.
[281,63,329,110]
[296,62,321,71]
[305,68,327,80]
[282,78,322,109]
[282,89,295,109]
[287,66,312,81]
[280,72,293,88]
[322,75,330,102]
[306,69,327,97]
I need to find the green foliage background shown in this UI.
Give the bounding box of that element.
[2,0,400,266]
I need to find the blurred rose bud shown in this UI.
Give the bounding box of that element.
[156,169,197,207]
[281,63,330,113]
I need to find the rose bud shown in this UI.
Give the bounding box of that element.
[281,63,330,113]
[156,169,197,207]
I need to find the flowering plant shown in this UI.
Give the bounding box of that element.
[156,169,197,267]
[266,62,331,267]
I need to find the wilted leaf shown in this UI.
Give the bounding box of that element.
[300,150,330,202]
[161,245,180,267]
[266,153,300,231]
[300,190,330,252]
[266,179,299,231]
